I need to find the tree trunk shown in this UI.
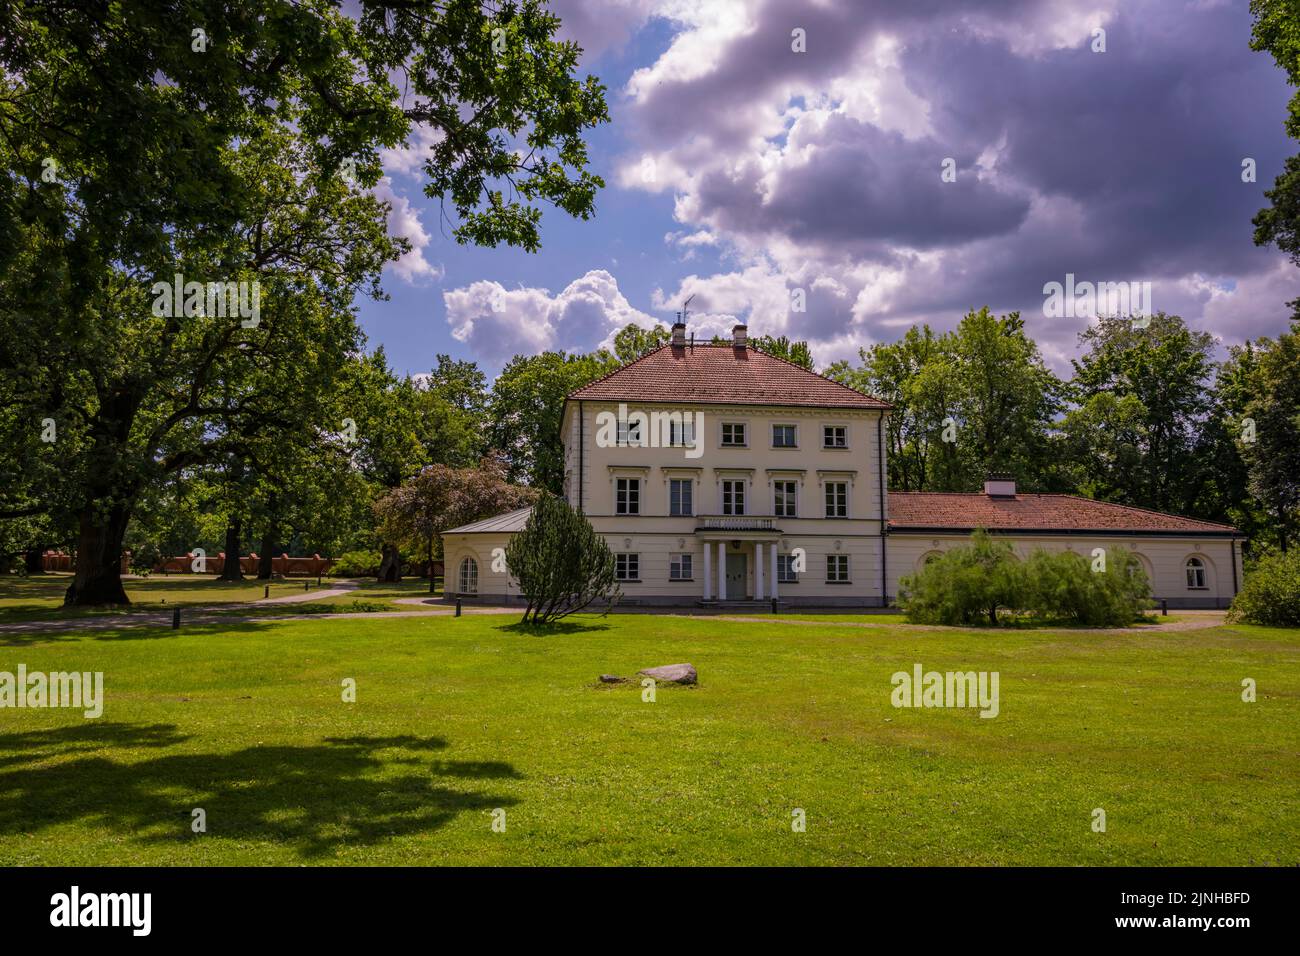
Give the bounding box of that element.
[24,547,45,575]
[219,519,244,581]
[257,517,278,580]
[64,504,131,606]
[378,543,401,582]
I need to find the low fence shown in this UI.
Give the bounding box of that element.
[41,551,334,577]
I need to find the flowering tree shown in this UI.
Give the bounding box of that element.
[373,457,536,590]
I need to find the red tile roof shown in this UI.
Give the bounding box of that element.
[568,343,891,409]
[888,493,1239,536]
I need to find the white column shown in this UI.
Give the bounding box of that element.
[770,545,779,601]
[755,543,764,600]
[703,543,712,601]
[717,541,726,600]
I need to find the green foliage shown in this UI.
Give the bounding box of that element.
[612,323,671,362]
[898,531,1022,626]
[373,456,537,573]
[1239,324,1300,550]
[899,530,1151,627]
[1250,1,1300,260]
[827,310,1063,492]
[1068,313,1218,515]
[504,494,619,624]
[331,550,383,578]
[751,334,815,369]
[1228,550,1300,626]
[488,350,619,490]
[1019,547,1152,627]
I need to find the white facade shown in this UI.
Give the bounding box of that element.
[444,340,1243,611]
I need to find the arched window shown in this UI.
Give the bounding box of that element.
[459,557,479,594]
[1185,557,1206,590]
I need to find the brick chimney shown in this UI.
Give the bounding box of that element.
[984,473,1016,498]
[732,323,748,348]
[671,321,686,347]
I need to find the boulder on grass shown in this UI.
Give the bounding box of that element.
[638,663,697,685]
[599,674,628,684]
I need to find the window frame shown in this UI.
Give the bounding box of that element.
[615,552,640,582]
[721,422,748,447]
[823,424,849,449]
[458,557,479,594]
[668,477,693,517]
[615,477,641,515]
[776,553,798,583]
[721,479,747,516]
[772,423,797,448]
[1185,557,1207,590]
[773,479,798,518]
[669,553,693,581]
[824,480,849,518]
[826,554,850,583]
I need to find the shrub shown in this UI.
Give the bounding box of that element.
[330,550,382,577]
[898,530,1021,626]
[1228,551,1300,626]
[1020,546,1151,626]
[505,494,620,625]
[899,531,1151,627]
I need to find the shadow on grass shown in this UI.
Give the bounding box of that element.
[0,722,520,859]
[0,618,286,647]
[496,620,612,636]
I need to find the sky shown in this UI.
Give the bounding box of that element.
[355,0,1299,379]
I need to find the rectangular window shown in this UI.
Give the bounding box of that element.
[668,418,695,447]
[615,478,640,515]
[825,481,848,518]
[669,478,693,516]
[721,422,747,447]
[772,424,797,448]
[615,553,640,581]
[617,419,642,447]
[669,553,693,580]
[823,425,848,448]
[774,480,798,518]
[777,554,797,583]
[722,479,746,516]
[826,554,850,582]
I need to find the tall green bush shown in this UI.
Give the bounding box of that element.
[899,530,1151,626]
[898,530,1021,626]
[1020,546,1151,626]
[1228,551,1300,626]
[505,495,620,625]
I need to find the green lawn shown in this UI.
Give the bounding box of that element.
[0,609,1295,865]
[0,574,434,620]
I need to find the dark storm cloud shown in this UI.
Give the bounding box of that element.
[620,0,1299,352]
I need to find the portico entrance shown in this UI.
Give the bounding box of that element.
[724,553,747,600]
[697,517,781,603]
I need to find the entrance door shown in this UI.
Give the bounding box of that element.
[725,553,747,600]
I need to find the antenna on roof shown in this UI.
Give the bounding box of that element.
[681,294,696,351]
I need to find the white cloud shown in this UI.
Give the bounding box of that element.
[372,177,442,284]
[443,269,659,363]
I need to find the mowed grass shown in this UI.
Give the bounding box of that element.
[0,574,433,620]
[0,611,1295,866]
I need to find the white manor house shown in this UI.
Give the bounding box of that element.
[446,323,1243,610]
